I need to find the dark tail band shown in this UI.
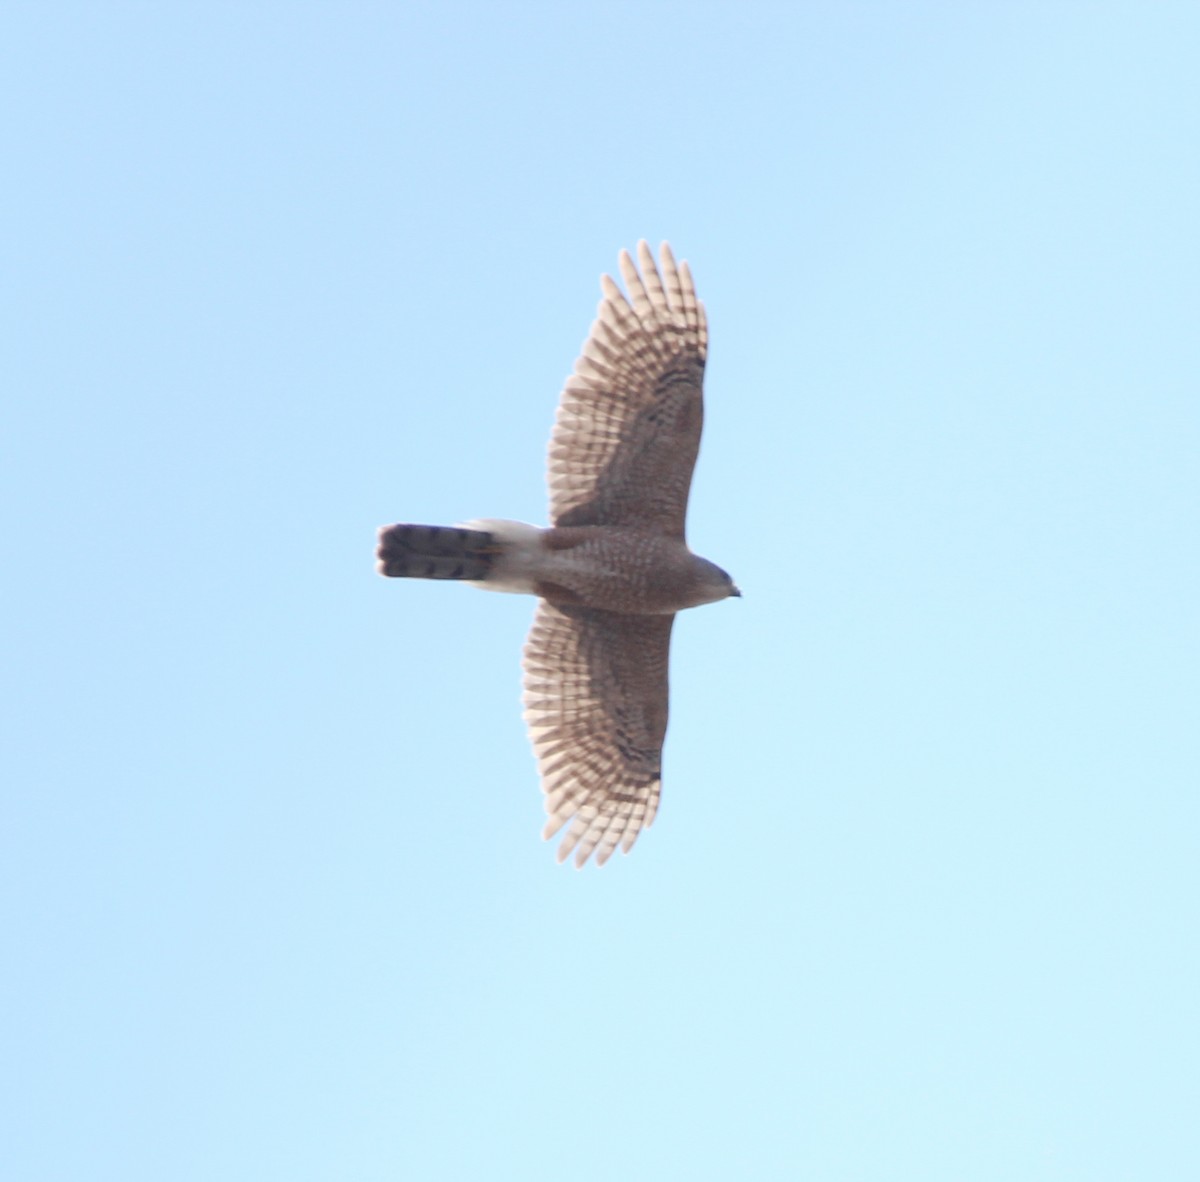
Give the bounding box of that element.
[376,523,497,580]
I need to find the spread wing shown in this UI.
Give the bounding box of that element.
[522,602,674,868]
[548,241,707,539]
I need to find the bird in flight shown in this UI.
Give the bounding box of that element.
[377,242,738,866]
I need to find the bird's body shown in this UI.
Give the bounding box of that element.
[379,519,732,615]
[378,242,737,866]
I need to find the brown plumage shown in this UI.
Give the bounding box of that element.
[377,242,738,866]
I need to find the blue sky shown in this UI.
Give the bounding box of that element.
[4,4,1198,1179]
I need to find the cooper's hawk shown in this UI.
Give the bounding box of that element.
[378,242,739,866]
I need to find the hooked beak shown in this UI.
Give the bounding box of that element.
[730,584,742,598]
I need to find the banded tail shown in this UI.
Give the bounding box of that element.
[376,523,498,581]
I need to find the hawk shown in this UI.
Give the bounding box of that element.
[378,242,739,866]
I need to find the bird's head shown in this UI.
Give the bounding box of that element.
[692,556,741,605]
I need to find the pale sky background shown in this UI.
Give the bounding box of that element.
[3,4,1198,1180]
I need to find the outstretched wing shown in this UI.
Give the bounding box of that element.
[522,602,674,867]
[548,241,707,539]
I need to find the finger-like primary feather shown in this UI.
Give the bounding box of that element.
[549,242,706,539]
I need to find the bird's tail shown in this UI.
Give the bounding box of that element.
[376,523,499,581]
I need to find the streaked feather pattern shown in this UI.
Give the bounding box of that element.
[549,242,707,538]
[523,602,672,867]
